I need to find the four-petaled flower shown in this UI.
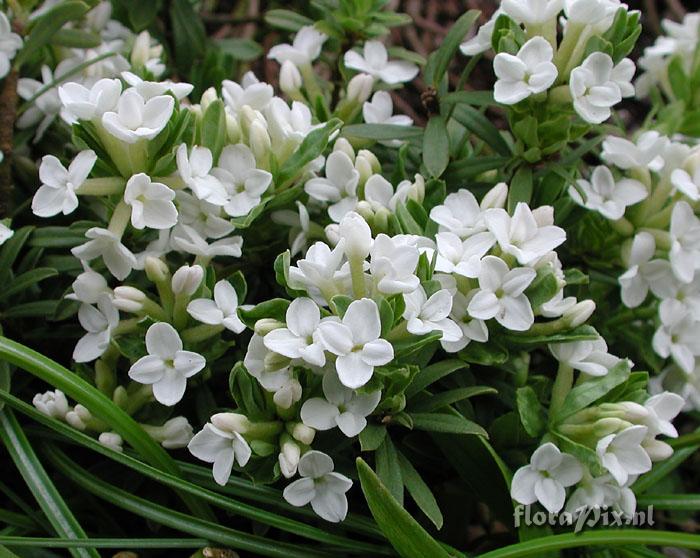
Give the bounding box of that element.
[493,37,558,105]
[32,150,97,217]
[344,41,419,84]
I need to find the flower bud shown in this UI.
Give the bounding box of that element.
[325,223,340,246]
[144,256,169,283]
[249,120,272,162]
[339,211,373,260]
[112,286,146,312]
[347,73,374,103]
[564,300,596,327]
[99,432,124,452]
[291,422,315,445]
[142,417,194,449]
[280,61,303,94]
[254,318,285,336]
[112,385,128,409]
[357,149,381,174]
[130,31,152,68]
[480,182,509,209]
[211,412,251,434]
[355,200,375,221]
[226,112,241,144]
[409,173,425,203]
[33,390,69,419]
[616,401,650,422]
[279,436,301,478]
[273,378,302,409]
[533,205,554,226]
[643,438,673,461]
[333,138,355,161]
[355,156,374,185]
[593,417,628,437]
[66,404,92,430]
[95,359,116,395]
[68,268,109,304]
[200,87,218,111]
[171,264,204,295]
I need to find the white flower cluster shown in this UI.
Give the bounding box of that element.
[569,130,700,409]
[511,391,683,515]
[462,0,636,123]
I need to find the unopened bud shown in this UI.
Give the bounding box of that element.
[142,417,194,449]
[112,286,146,312]
[273,378,302,409]
[99,431,124,452]
[325,223,340,246]
[279,436,301,478]
[357,149,381,174]
[171,264,204,295]
[480,182,508,209]
[643,438,673,461]
[254,318,285,336]
[333,137,355,160]
[66,404,92,430]
[347,73,374,103]
[112,385,128,408]
[593,417,628,437]
[226,112,241,144]
[211,412,251,434]
[95,359,116,395]
[564,300,595,327]
[145,256,169,283]
[131,31,152,67]
[279,61,302,94]
[33,390,69,419]
[249,120,271,161]
[339,211,373,260]
[200,87,218,111]
[291,422,315,445]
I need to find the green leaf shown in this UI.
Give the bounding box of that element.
[423,116,450,178]
[357,457,453,558]
[516,386,546,438]
[396,451,443,529]
[50,29,102,48]
[445,155,510,181]
[359,423,387,451]
[15,2,90,66]
[556,360,630,422]
[409,412,487,436]
[216,38,264,61]
[238,298,290,328]
[440,90,495,107]
[200,99,227,161]
[668,56,691,103]
[424,10,480,86]
[410,386,496,413]
[507,167,533,212]
[277,119,342,186]
[406,359,467,398]
[342,123,424,142]
[0,268,57,301]
[0,410,98,558]
[376,437,403,504]
[523,267,559,309]
[505,324,600,346]
[264,9,313,32]
[450,105,511,156]
[0,226,33,284]
[0,336,212,520]
[170,0,207,72]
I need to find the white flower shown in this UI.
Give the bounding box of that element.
[362,91,412,147]
[243,335,300,408]
[597,425,652,486]
[221,75,273,113]
[0,221,12,246]
[502,0,563,25]
[369,234,420,294]
[66,263,111,304]
[288,240,348,304]
[669,201,700,283]
[211,144,272,217]
[317,298,394,389]
[176,191,234,240]
[268,25,327,67]
[565,474,636,517]
[494,37,558,105]
[279,60,302,94]
[33,389,69,419]
[142,417,194,449]
[441,291,489,352]
[403,287,462,342]
[619,232,675,308]
[128,322,206,406]
[468,256,536,331]
[644,392,684,439]
[305,151,360,223]
[32,150,97,217]
[485,203,566,265]
[430,189,487,238]
[102,89,174,143]
[188,417,252,485]
[460,10,500,56]
[511,442,583,513]
[187,280,246,333]
[338,211,373,261]
[671,167,700,202]
[171,224,243,259]
[0,12,22,79]
[263,298,326,367]
[271,201,310,256]
[652,299,700,374]
[266,98,319,150]
[301,371,381,437]
[569,166,647,220]
[17,64,66,140]
[433,231,495,278]
[73,295,119,363]
[549,338,619,376]
[283,450,352,522]
[124,173,178,230]
[121,71,193,101]
[601,131,668,171]
[570,53,635,124]
[176,144,226,204]
[344,41,419,84]
[58,78,122,122]
[347,73,374,104]
[72,228,137,281]
[99,432,124,452]
[563,0,621,27]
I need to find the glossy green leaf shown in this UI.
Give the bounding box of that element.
[423,116,450,178]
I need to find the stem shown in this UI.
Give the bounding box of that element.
[172,293,191,330]
[549,364,573,421]
[181,324,225,344]
[349,256,366,299]
[0,70,19,217]
[75,177,125,196]
[107,200,131,238]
